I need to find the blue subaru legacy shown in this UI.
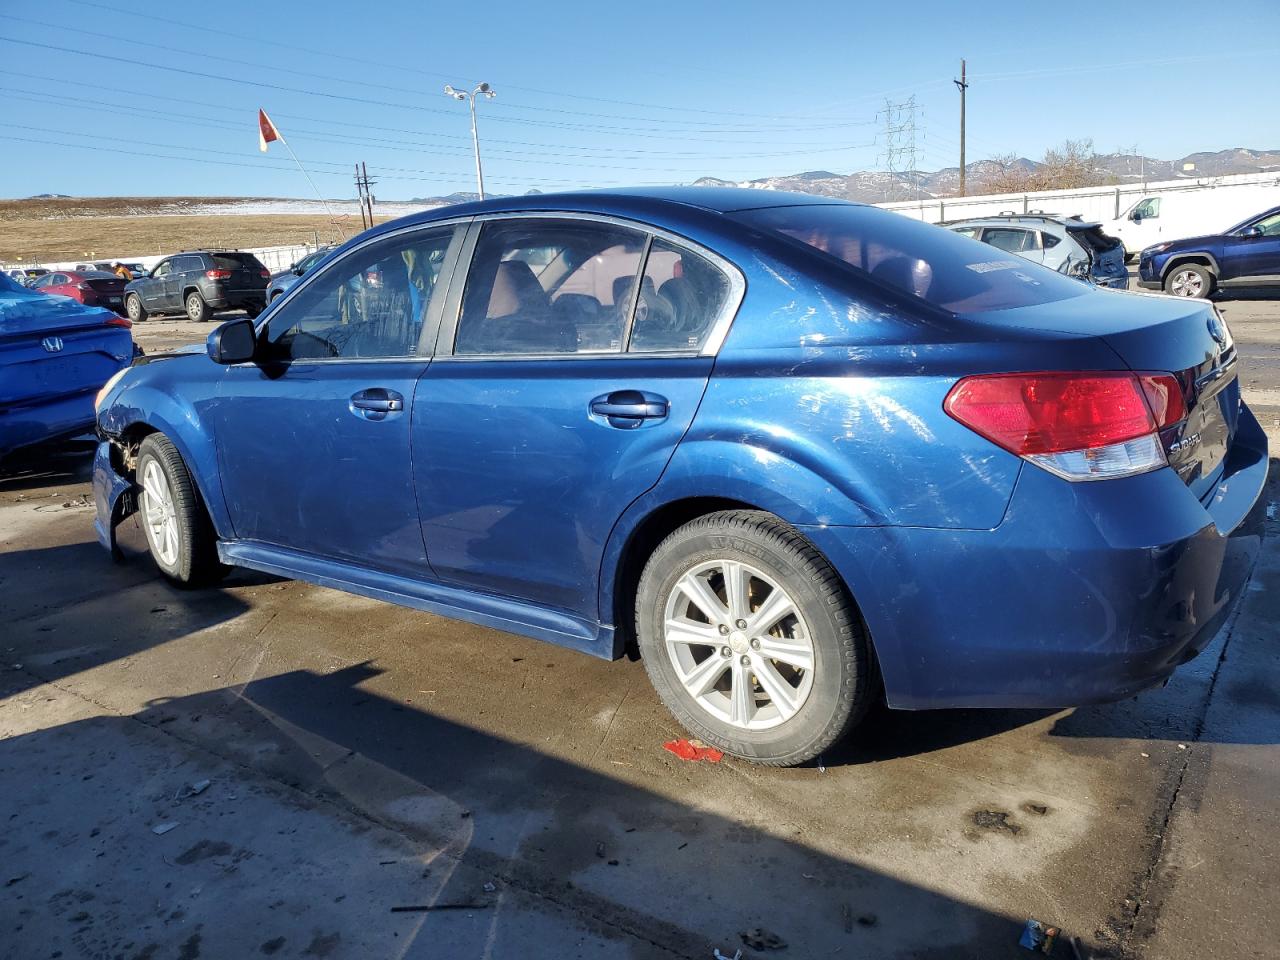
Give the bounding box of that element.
[92,189,1267,766]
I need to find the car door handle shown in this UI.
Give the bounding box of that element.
[350,388,405,420]
[352,397,403,412]
[589,390,669,428]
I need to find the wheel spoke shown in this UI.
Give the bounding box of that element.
[752,659,801,719]
[678,651,730,698]
[755,635,814,672]
[728,663,755,726]
[721,560,751,621]
[665,618,722,648]
[748,587,797,636]
[677,572,728,624]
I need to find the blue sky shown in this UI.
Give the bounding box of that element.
[1,0,1276,200]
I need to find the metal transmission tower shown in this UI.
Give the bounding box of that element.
[879,96,920,203]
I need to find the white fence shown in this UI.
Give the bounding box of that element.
[878,170,1280,224]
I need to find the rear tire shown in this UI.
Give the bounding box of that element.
[126,294,147,323]
[185,291,210,322]
[636,510,874,766]
[1164,263,1213,298]
[136,434,227,587]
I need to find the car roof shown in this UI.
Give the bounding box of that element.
[944,213,1100,230]
[367,187,852,236]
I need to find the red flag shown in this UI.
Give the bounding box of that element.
[258,109,282,153]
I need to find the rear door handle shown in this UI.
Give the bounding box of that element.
[350,388,404,420]
[589,390,669,429]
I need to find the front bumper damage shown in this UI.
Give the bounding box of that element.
[92,439,137,559]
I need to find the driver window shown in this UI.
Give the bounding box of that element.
[1252,212,1280,236]
[1133,198,1160,219]
[153,260,171,278]
[264,226,456,361]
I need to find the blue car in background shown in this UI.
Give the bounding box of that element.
[92,189,1267,765]
[0,271,135,464]
[1139,205,1280,298]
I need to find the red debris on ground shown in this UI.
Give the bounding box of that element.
[663,739,725,763]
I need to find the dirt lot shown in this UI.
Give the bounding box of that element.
[0,197,392,262]
[1,293,1277,959]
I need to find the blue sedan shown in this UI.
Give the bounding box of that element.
[1,271,135,463]
[92,189,1267,765]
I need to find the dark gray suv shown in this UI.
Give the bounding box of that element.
[124,250,269,322]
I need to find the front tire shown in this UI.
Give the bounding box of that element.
[636,510,874,766]
[185,291,210,322]
[136,434,227,587]
[126,293,147,322]
[1164,263,1213,298]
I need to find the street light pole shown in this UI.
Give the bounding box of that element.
[445,82,496,200]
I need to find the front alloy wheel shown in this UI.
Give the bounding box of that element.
[1165,264,1212,298]
[140,456,180,570]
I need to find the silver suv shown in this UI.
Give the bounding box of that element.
[943,213,1129,289]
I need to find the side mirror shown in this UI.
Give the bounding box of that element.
[1239,226,1263,238]
[293,266,304,276]
[207,317,257,364]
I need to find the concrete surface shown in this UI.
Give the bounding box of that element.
[1,295,1277,960]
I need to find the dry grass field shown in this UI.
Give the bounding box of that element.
[0,197,392,262]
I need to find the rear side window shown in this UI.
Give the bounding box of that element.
[982,228,1037,253]
[629,238,731,353]
[455,219,648,355]
[735,204,1087,313]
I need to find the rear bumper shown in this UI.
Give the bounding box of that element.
[0,390,100,460]
[803,403,1269,709]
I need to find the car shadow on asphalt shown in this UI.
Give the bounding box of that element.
[0,660,1104,959]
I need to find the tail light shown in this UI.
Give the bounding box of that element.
[105,315,132,328]
[205,269,232,280]
[944,371,1186,481]
[259,268,271,279]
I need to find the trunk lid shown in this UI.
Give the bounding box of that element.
[961,289,1238,501]
[1068,223,1127,282]
[0,280,134,407]
[213,253,268,292]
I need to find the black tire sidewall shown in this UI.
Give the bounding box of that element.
[136,434,223,586]
[637,516,864,764]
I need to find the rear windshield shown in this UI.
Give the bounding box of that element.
[734,204,1087,313]
[213,252,266,271]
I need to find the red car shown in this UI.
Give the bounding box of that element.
[30,270,129,315]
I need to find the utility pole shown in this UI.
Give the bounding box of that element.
[954,59,969,197]
[353,163,377,230]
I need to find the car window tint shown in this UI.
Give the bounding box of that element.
[982,228,1033,253]
[628,238,730,353]
[454,218,648,356]
[264,227,455,361]
[1042,232,1061,249]
[735,204,1086,313]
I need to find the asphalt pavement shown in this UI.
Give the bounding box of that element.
[1,294,1277,960]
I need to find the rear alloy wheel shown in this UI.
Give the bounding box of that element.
[637,510,874,766]
[136,434,227,586]
[1164,263,1213,298]
[126,293,147,322]
[185,291,210,322]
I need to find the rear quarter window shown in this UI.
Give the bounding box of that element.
[734,204,1087,313]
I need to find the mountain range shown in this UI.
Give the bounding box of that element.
[689,147,1280,203]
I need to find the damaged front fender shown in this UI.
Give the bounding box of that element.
[92,439,136,559]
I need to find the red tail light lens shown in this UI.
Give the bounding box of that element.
[105,315,132,328]
[205,269,232,280]
[944,371,1187,481]
[259,268,271,279]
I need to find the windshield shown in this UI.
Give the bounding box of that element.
[734,204,1087,313]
